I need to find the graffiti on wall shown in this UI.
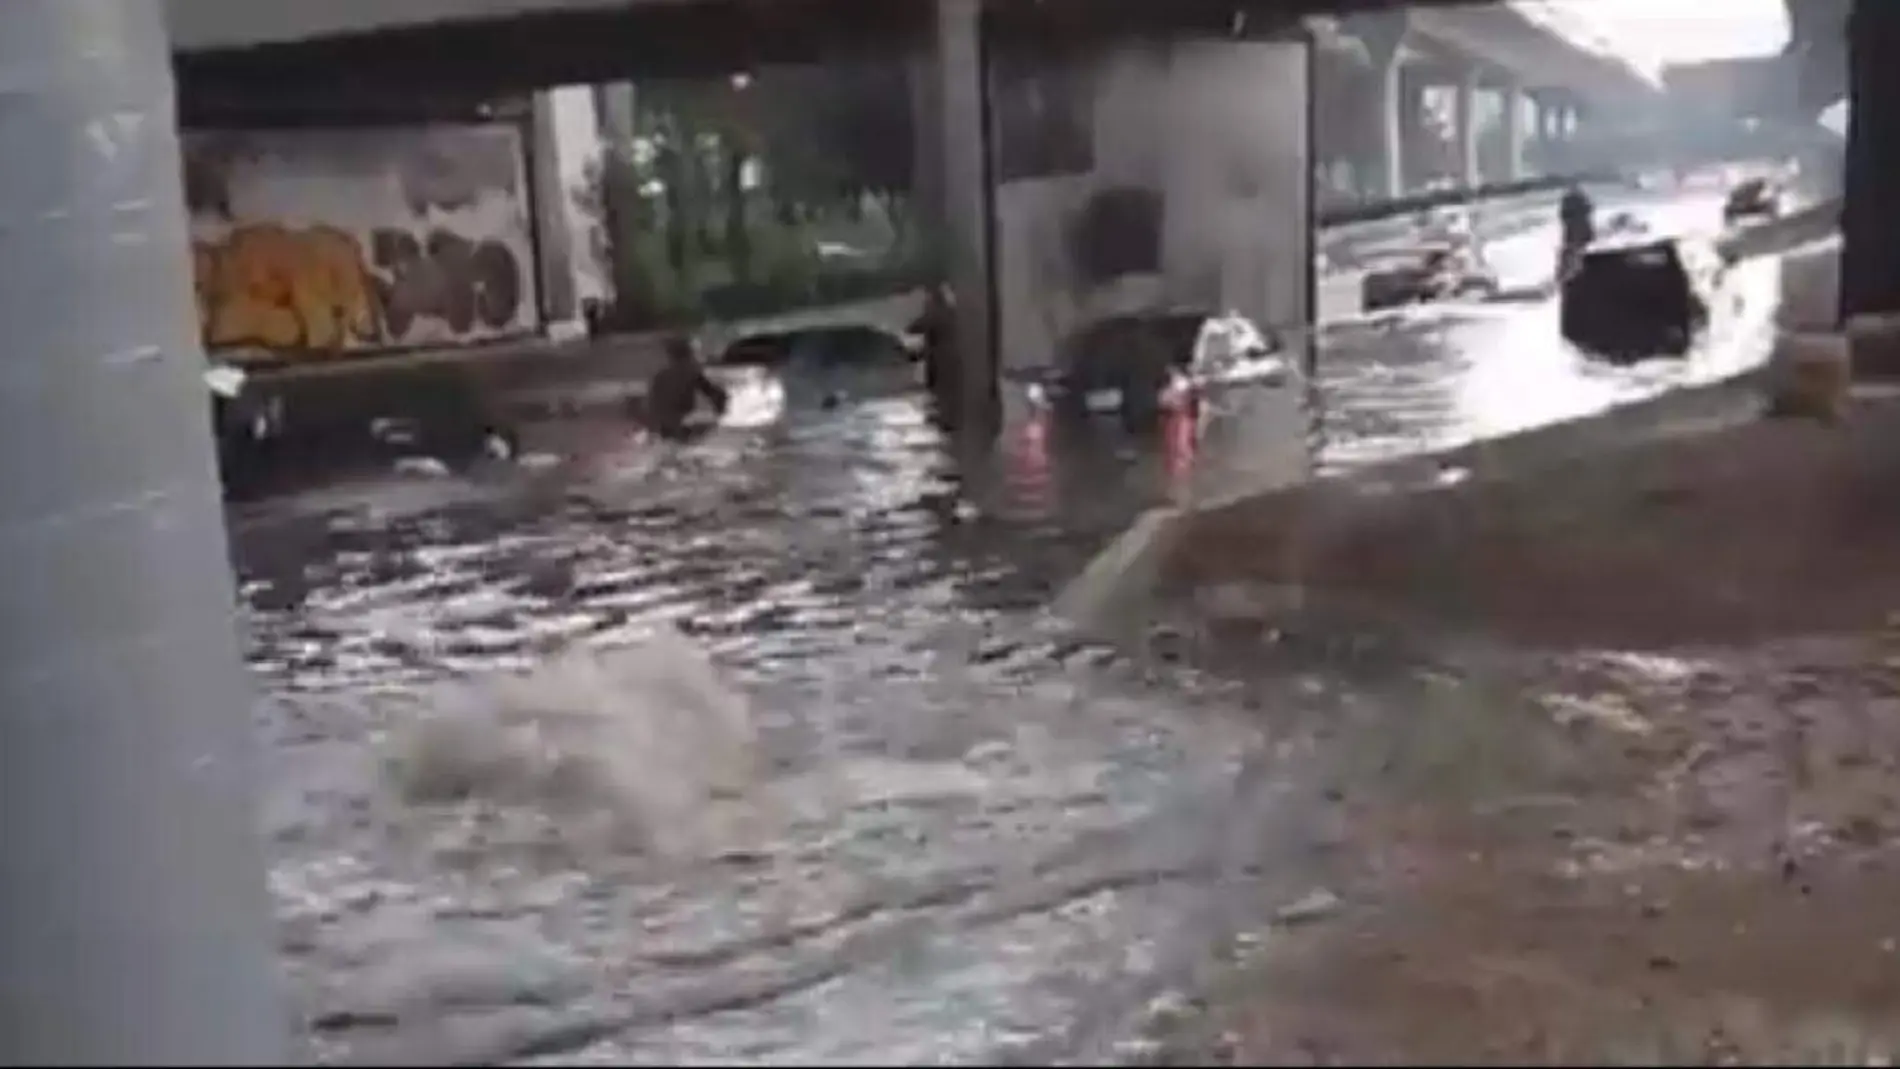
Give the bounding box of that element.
[190,225,524,352]
[193,225,376,351]
[183,124,538,359]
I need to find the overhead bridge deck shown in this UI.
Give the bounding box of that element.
[168,0,1652,104]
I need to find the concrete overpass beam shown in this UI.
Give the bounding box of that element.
[597,82,638,145]
[528,88,602,338]
[1527,90,1554,173]
[1501,83,1528,182]
[1348,13,1409,200]
[0,1,287,1062]
[931,0,998,432]
[908,55,946,243]
[1455,68,1482,189]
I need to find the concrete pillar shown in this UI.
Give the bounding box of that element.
[529,89,602,338]
[1358,19,1407,200]
[590,82,639,320]
[1842,0,1900,325]
[1398,71,1430,193]
[0,1,288,1063]
[1527,92,1553,173]
[1539,95,1574,172]
[1456,70,1482,188]
[908,54,946,249]
[933,0,998,434]
[596,82,638,145]
[1501,84,1528,182]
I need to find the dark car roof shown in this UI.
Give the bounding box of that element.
[1584,234,1682,260]
[1055,310,1217,381]
[1064,310,1208,351]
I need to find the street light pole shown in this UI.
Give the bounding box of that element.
[0,2,288,1063]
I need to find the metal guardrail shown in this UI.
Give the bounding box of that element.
[1318,172,1617,230]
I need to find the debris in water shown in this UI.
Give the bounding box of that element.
[393,456,453,478]
[1274,888,1342,926]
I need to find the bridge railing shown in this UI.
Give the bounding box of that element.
[1318,171,1620,229]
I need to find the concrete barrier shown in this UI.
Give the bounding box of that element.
[1765,330,1850,421]
[1056,236,1805,637]
[1316,173,1616,231]
[1717,197,1841,265]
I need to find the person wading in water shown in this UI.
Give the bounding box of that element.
[642,335,730,441]
[1557,183,1597,281]
[911,284,960,427]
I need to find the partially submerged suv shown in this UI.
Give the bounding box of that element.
[1018,309,1292,433]
[1560,235,1712,362]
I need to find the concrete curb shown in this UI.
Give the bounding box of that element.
[1054,363,1774,638]
[1223,365,1767,517]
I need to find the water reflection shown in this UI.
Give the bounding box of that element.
[1313,191,1775,474]
[235,184,1786,1064]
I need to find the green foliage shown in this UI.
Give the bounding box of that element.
[568,65,932,333]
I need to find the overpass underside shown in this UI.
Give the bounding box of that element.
[167,0,1637,431]
[173,0,1363,431]
[174,0,1431,102]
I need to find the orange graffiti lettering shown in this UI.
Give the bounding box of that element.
[192,224,378,353]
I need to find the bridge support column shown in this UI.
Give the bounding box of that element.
[1527,92,1555,174]
[930,0,999,433]
[1356,15,1408,200]
[1842,0,1900,330]
[529,89,600,338]
[1545,96,1579,172]
[1501,85,1528,183]
[908,55,946,247]
[0,1,287,1063]
[1455,70,1482,189]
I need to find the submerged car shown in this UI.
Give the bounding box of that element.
[1559,235,1710,363]
[1360,239,1500,313]
[1016,309,1293,433]
[714,323,921,410]
[716,324,917,369]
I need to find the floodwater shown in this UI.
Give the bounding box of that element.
[230,186,1782,1064]
[1315,189,1778,472]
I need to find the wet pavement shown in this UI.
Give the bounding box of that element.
[228,185,1783,1064]
[1155,399,1900,1065]
[1314,188,1778,473]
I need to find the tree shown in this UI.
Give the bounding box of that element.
[747,60,915,209]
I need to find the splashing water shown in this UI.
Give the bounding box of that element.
[383,628,771,860]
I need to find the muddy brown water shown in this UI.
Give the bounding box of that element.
[226,189,1780,1064]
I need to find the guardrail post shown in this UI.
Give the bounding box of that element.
[0,2,288,1063]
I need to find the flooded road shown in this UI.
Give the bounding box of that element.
[1315,189,1777,472]
[230,186,1782,1064]
[241,401,1302,1065]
